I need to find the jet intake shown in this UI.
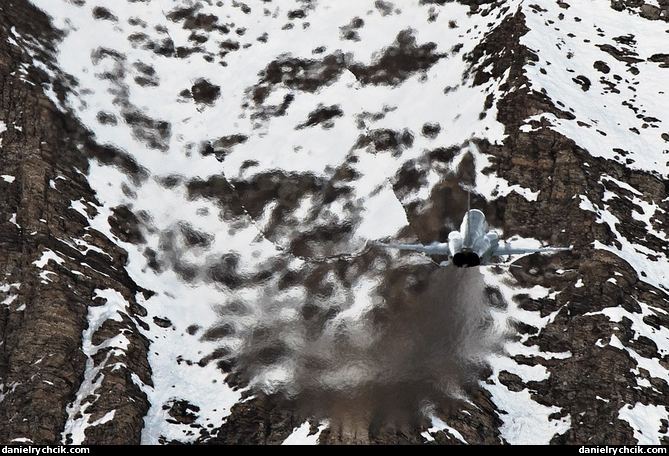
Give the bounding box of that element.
[452,250,481,268]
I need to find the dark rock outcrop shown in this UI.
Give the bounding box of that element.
[0,1,151,445]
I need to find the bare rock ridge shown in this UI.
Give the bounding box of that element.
[464,2,669,444]
[0,2,150,444]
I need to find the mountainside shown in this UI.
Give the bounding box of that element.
[0,0,668,445]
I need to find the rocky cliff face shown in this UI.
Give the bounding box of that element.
[1,0,668,445]
[0,1,151,444]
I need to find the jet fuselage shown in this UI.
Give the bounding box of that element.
[448,209,499,268]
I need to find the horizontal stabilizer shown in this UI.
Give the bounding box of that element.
[493,244,572,257]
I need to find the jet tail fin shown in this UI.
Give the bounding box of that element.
[468,187,471,213]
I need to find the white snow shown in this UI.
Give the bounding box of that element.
[601,176,642,197]
[2,294,18,306]
[62,289,129,444]
[26,0,531,441]
[90,410,116,427]
[456,142,541,202]
[332,277,381,323]
[421,414,468,444]
[579,194,669,293]
[0,282,20,308]
[32,249,65,268]
[589,300,669,358]
[10,438,33,444]
[594,316,669,392]
[481,268,571,444]
[486,382,571,445]
[353,182,409,240]
[69,199,92,220]
[618,403,669,445]
[23,0,668,445]
[521,0,669,176]
[61,236,114,260]
[281,421,328,445]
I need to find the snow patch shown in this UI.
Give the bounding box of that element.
[618,403,669,445]
[281,421,328,445]
[32,250,65,268]
[421,414,468,444]
[62,289,128,444]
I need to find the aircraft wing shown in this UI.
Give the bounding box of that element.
[493,244,572,257]
[373,241,450,256]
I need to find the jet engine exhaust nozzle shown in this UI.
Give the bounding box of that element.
[452,251,481,268]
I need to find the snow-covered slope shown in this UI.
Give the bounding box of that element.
[1,0,667,444]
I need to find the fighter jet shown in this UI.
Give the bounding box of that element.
[374,205,570,268]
